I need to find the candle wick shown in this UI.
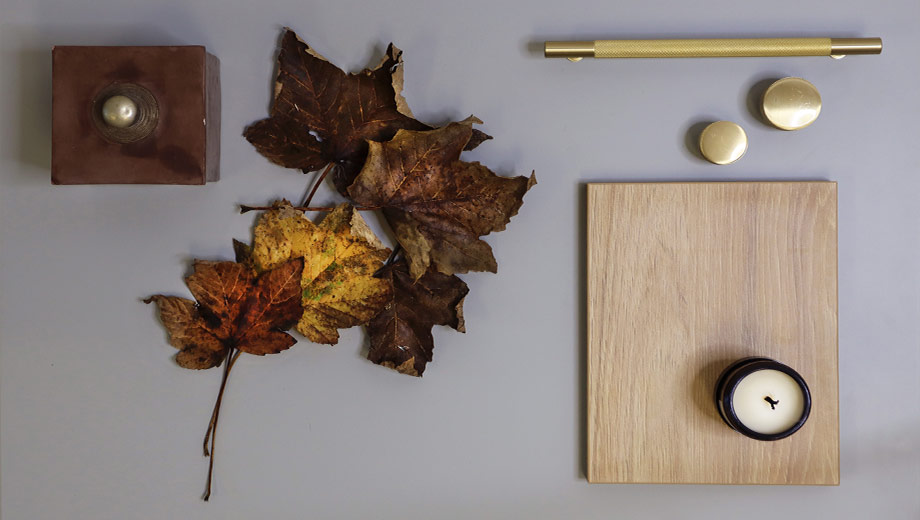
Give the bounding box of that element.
[764,396,779,410]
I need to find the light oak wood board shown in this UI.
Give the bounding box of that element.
[586,182,838,485]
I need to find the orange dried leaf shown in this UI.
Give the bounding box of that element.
[145,258,304,368]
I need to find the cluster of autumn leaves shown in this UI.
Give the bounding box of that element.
[146,29,534,377]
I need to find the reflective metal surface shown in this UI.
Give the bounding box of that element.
[762,77,822,130]
[91,82,159,144]
[544,41,594,58]
[544,37,882,59]
[830,37,883,55]
[101,95,138,128]
[699,121,748,165]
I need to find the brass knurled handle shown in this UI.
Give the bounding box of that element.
[544,37,882,59]
[596,38,831,58]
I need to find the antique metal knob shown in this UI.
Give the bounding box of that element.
[101,95,138,128]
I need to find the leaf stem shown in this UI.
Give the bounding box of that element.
[300,163,336,207]
[374,244,403,277]
[202,348,242,501]
[239,204,382,214]
[386,244,403,266]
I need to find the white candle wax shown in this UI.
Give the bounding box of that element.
[731,369,805,435]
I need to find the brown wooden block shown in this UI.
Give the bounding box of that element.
[51,46,220,184]
[587,182,839,485]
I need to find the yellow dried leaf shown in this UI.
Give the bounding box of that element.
[252,201,392,344]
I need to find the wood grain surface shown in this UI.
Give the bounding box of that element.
[586,182,838,485]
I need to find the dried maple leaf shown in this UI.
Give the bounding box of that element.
[367,259,468,376]
[144,258,304,368]
[348,117,536,280]
[244,29,489,194]
[251,201,392,344]
[243,28,423,194]
[232,238,255,270]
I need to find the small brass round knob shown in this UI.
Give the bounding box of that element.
[101,95,138,128]
[762,77,822,131]
[699,121,748,165]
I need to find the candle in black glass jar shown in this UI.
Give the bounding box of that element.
[715,357,811,441]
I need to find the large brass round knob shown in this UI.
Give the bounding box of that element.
[762,77,822,131]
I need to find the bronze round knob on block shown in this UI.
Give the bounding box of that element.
[762,77,822,130]
[699,121,748,165]
[91,83,159,144]
[101,95,138,128]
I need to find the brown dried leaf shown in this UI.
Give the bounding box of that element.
[251,201,392,345]
[348,118,536,279]
[243,29,429,194]
[243,29,490,194]
[232,238,255,271]
[465,128,493,151]
[367,260,469,376]
[145,258,304,368]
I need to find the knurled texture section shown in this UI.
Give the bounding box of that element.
[594,38,832,58]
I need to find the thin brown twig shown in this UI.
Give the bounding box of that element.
[202,348,242,501]
[374,244,403,277]
[202,349,241,456]
[300,163,336,207]
[386,244,403,266]
[239,204,382,214]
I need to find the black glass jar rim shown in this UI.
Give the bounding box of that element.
[715,357,812,441]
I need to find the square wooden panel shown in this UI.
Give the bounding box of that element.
[51,46,220,184]
[587,182,838,485]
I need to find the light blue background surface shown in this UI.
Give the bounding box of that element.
[1,0,918,518]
